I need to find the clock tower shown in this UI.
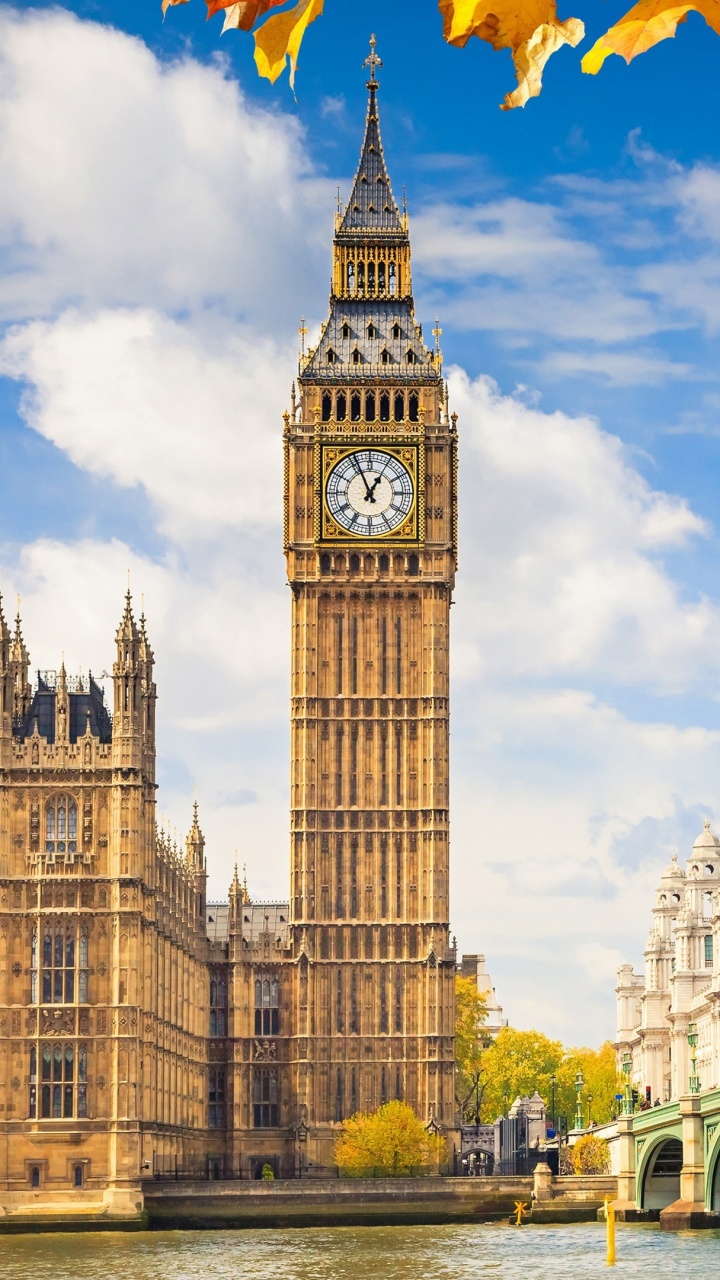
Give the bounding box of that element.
[284,41,458,1158]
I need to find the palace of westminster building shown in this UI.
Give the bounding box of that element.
[0,53,460,1219]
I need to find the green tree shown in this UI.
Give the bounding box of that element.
[333,1100,446,1177]
[454,974,488,1120]
[556,1042,623,1127]
[479,1027,564,1122]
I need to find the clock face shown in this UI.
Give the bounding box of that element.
[325,449,414,536]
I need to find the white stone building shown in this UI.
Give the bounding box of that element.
[616,820,720,1103]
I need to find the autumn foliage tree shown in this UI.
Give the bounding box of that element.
[570,1133,611,1174]
[476,1028,621,1126]
[454,974,488,1120]
[333,1100,447,1177]
[162,0,720,111]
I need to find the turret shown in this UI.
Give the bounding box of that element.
[186,800,208,923]
[0,592,11,737]
[112,591,156,777]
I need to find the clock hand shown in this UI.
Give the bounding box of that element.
[363,474,383,504]
[351,456,374,500]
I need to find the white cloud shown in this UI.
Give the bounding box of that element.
[540,349,696,386]
[0,7,331,323]
[0,308,290,539]
[450,369,716,689]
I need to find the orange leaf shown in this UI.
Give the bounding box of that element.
[253,0,324,87]
[439,0,584,108]
[582,0,720,72]
[162,0,190,14]
[205,0,286,30]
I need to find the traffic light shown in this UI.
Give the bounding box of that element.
[631,1088,639,1108]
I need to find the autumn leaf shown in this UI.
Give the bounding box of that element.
[582,0,720,73]
[211,0,288,32]
[253,0,325,87]
[439,0,585,108]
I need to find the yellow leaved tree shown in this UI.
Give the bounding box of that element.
[333,1099,447,1177]
[454,974,489,1120]
[162,0,720,110]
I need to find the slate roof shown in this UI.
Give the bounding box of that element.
[205,901,290,946]
[15,674,112,744]
[338,82,403,237]
[303,298,438,381]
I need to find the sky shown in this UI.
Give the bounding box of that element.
[2,0,720,1046]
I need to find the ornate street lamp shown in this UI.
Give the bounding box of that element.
[688,1022,701,1095]
[574,1071,585,1131]
[622,1050,633,1115]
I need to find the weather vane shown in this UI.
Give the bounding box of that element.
[363,34,382,83]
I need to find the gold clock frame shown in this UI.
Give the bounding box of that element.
[316,442,423,544]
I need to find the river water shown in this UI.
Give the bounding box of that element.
[2,1224,720,1280]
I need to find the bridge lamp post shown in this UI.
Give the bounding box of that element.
[688,1022,701,1095]
[574,1072,585,1131]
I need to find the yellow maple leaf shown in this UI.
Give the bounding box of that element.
[439,0,584,109]
[582,0,720,73]
[161,0,189,14]
[253,0,325,87]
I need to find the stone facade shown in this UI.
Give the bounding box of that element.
[616,821,720,1104]
[0,64,458,1223]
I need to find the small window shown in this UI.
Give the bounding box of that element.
[408,554,419,576]
[352,348,361,365]
[349,554,360,574]
[322,392,332,422]
[406,349,415,364]
[31,1167,40,1189]
[705,934,714,967]
[365,392,376,422]
[394,393,404,422]
[320,553,331,574]
[378,262,386,292]
[380,393,390,422]
[409,393,419,422]
[336,392,347,422]
[392,323,401,340]
[74,1165,84,1188]
[367,323,376,339]
[389,264,397,296]
[342,322,350,339]
[351,392,361,422]
[381,349,390,365]
[379,554,389,573]
[327,348,336,364]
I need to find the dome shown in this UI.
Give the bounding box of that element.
[693,819,720,851]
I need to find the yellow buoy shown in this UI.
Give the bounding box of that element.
[513,1200,529,1227]
[602,1196,616,1266]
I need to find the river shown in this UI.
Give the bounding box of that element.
[2,1223,720,1279]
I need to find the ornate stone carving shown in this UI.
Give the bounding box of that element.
[41,1007,75,1035]
[253,1039,277,1062]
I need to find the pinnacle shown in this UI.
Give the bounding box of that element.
[338,66,403,236]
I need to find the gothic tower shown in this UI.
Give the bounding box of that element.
[285,42,458,1159]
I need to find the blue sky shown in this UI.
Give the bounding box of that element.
[3,0,720,1044]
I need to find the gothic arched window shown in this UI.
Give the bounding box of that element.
[45,796,77,856]
[254,973,279,1036]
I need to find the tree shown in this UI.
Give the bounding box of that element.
[478,1027,564,1123]
[477,1030,622,1129]
[161,0,720,112]
[454,974,488,1121]
[556,1042,623,1127]
[571,1133,610,1174]
[333,1100,447,1177]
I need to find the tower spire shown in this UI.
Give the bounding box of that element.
[338,38,402,235]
